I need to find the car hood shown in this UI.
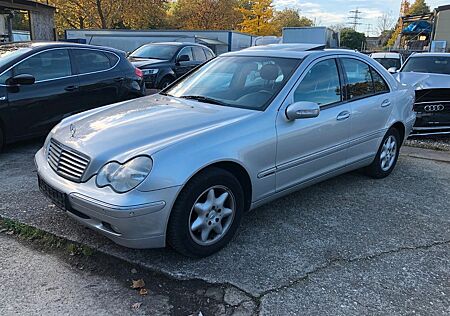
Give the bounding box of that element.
[128,57,167,68]
[52,95,256,172]
[394,72,450,90]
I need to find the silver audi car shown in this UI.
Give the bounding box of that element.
[35,46,416,257]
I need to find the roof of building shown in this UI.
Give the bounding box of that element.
[0,0,55,11]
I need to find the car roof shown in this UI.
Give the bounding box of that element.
[371,52,401,58]
[223,47,364,60]
[409,52,450,58]
[0,41,124,54]
[139,42,207,47]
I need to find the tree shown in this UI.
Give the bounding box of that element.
[171,0,242,30]
[340,28,366,50]
[377,11,395,34]
[238,0,276,36]
[272,9,312,36]
[408,0,430,15]
[39,0,169,36]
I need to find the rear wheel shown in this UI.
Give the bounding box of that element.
[0,126,4,153]
[365,128,401,178]
[167,168,244,257]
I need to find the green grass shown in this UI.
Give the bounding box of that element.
[0,217,94,256]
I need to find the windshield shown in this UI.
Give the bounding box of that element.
[163,56,301,110]
[401,56,450,75]
[0,46,32,69]
[129,44,179,60]
[374,58,401,70]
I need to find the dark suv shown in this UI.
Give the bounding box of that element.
[0,42,145,151]
[128,42,215,89]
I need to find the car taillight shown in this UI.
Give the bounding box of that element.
[135,67,143,78]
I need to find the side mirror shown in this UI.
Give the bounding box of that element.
[285,101,320,121]
[177,54,190,63]
[6,74,35,86]
[388,67,398,74]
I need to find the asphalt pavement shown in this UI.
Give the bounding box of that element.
[0,139,449,315]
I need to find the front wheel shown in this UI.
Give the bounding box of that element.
[167,168,244,257]
[365,128,401,179]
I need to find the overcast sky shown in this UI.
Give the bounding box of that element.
[273,0,449,35]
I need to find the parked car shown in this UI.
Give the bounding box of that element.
[128,42,215,89]
[394,52,450,136]
[370,52,404,72]
[35,48,416,257]
[0,42,145,151]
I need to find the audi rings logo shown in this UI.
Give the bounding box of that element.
[424,104,445,112]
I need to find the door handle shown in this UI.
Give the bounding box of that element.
[381,99,391,107]
[114,77,125,82]
[64,85,79,92]
[336,111,351,121]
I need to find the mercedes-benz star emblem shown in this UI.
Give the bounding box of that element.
[70,124,77,138]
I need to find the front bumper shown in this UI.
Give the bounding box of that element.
[35,148,180,249]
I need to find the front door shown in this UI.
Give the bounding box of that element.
[6,48,80,138]
[276,57,351,191]
[174,46,197,77]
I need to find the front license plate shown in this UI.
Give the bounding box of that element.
[38,176,67,210]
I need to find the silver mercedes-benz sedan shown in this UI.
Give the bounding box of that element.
[35,46,416,257]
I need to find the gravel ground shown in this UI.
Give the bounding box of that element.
[405,136,450,151]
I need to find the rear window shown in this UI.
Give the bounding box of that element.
[401,56,450,75]
[374,58,401,70]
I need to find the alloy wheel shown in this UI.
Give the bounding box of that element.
[188,185,236,246]
[380,135,397,171]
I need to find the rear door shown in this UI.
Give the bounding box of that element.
[340,57,393,163]
[71,48,122,111]
[276,57,351,191]
[6,48,80,138]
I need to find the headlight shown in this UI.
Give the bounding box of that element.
[96,156,153,193]
[142,68,159,75]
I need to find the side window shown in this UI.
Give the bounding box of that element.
[178,47,193,61]
[341,58,374,99]
[204,49,214,60]
[371,67,390,93]
[105,52,119,67]
[14,49,71,81]
[72,49,111,74]
[294,59,342,106]
[192,46,207,62]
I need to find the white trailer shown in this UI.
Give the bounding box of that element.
[282,27,339,48]
[65,29,254,55]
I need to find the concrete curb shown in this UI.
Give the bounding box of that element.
[401,146,450,164]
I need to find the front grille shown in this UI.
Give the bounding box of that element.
[47,139,90,182]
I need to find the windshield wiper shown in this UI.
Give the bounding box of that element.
[179,95,227,106]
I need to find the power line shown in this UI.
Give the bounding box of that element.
[348,8,363,31]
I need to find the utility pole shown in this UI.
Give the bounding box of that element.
[348,8,363,31]
[365,23,373,37]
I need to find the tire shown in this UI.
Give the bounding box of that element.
[158,77,174,90]
[0,126,4,153]
[364,128,401,179]
[167,167,244,258]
